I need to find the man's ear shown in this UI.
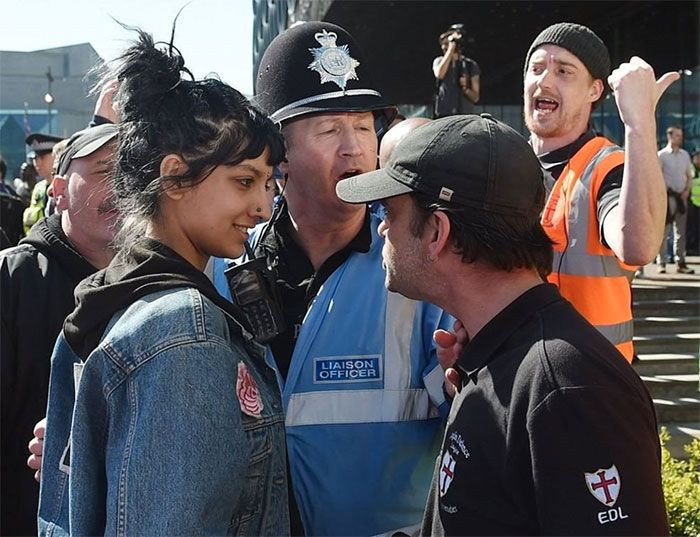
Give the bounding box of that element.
[160,154,188,201]
[589,78,604,103]
[52,175,68,211]
[278,157,290,177]
[427,211,451,261]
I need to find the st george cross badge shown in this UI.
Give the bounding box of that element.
[308,29,360,90]
[236,362,264,418]
[585,465,621,506]
[439,450,456,496]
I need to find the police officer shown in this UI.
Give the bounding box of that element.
[23,133,64,232]
[688,148,700,255]
[214,21,452,536]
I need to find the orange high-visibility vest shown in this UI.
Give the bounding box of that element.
[541,136,635,363]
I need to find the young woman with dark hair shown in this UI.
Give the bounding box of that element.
[38,30,289,536]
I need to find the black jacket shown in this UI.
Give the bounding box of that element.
[0,215,96,536]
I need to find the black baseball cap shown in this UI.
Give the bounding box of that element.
[336,114,543,216]
[255,21,396,126]
[56,124,118,176]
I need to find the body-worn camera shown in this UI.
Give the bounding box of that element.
[225,248,285,344]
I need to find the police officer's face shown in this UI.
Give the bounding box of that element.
[524,45,603,140]
[32,152,54,179]
[280,112,378,216]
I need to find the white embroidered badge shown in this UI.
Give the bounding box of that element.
[439,450,456,496]
[585,464,621,506]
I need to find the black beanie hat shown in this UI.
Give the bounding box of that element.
[524,22,611,86]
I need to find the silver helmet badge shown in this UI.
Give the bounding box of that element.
[308,29,360,90]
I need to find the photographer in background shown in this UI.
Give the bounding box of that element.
[433,24,481,118]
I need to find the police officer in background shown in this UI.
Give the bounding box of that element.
[688,148,700,254]
[23,133,64,233]
[433,24,481,118]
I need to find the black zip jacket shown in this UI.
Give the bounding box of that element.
[0,214,96,537]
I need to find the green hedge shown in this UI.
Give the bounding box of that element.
[660,428,700,536]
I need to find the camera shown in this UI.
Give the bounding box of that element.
[449,23,465,42]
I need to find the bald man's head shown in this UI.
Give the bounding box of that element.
[379,117,432,168]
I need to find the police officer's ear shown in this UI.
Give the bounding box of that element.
[426,210,452,262]
[52,175,68,211]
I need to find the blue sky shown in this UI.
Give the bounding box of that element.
[0,0,254,94]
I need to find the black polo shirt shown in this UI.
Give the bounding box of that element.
[254,201,371,379]
[421,283,668,536]
[538,128,623,247]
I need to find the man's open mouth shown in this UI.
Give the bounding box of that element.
[535,97,559,112]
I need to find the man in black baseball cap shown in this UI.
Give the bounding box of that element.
[336,113,669,536]
[1,124,118,537]
[214,21,450,537]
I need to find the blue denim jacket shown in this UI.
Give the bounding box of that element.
[39,287,289,536]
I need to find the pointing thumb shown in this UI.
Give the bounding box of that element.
[656,71,681,100]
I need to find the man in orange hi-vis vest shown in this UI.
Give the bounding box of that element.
[523,23,679,362]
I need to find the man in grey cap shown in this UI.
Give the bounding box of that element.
[337,114,669,536]
[523,22,678,363]
[213,21,452,537]
[0,124,118,537]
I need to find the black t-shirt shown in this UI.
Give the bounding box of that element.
[421,283,668,536]
[537,128,623,246]
[254,203,371,380]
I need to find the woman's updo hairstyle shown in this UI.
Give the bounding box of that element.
[111,27,285,247]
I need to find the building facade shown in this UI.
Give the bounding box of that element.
[0,43,102,179]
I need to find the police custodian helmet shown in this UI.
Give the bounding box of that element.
[255,21,396,128]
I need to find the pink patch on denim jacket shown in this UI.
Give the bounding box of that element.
[236,362,264,418]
